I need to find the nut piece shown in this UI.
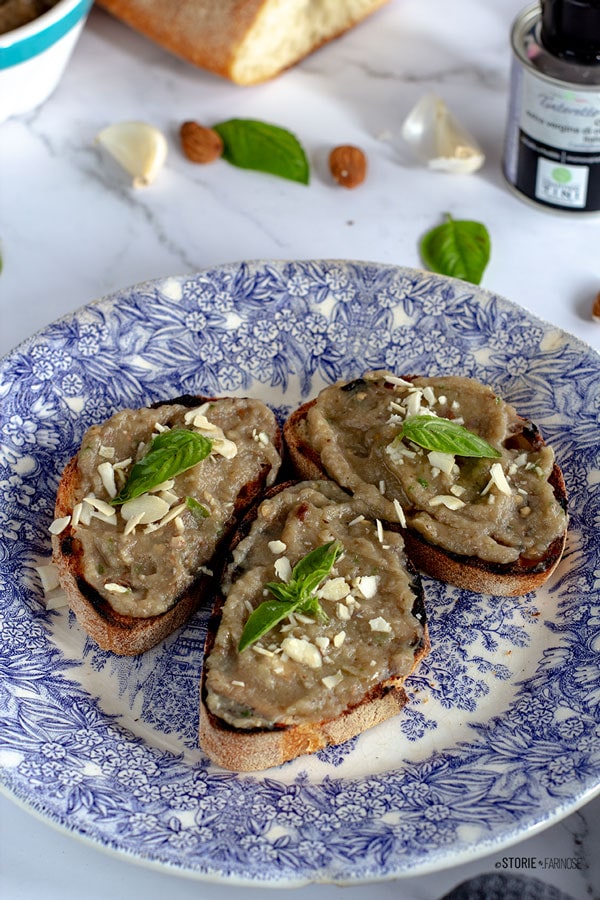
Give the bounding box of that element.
[180,121,223,164]
[329,144,367,189]
[593,291,600,323]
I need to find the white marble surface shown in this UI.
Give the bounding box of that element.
[1,1,600,898]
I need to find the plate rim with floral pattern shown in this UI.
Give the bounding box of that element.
[1,259,599,886]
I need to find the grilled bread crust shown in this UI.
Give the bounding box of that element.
[283,391,568,598]
[199,481,430,771]
[51,396,282,656]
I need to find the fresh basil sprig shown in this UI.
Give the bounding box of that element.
[238,540,343,653]
[212,118,310,185]
[420,214,491,285]
[111,429,213,505]
[398,415,501,458]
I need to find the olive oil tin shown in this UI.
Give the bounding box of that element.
[503,2,600,214]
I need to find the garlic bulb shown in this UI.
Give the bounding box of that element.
[96,121,168,187]
[401,94,485,175]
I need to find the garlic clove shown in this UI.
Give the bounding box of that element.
[401,94,485,175]
[95,121,168,187]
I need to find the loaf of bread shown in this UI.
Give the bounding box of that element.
[51,394,282,655]
[199,480,429,771]
[95,0,390,85]
[283,373,569,597]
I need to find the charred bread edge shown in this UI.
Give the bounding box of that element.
[199,479,430,772]
[282,384,569,598]
[51,395,282,656]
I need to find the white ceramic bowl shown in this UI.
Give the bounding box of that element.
[0,0,92,123]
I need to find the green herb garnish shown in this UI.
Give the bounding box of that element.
[111,429,213,505]
[238,540,343,652]
[185,496,210,520]
[212,118,310,185]
[398,415,501,458]
[420,214,491,285]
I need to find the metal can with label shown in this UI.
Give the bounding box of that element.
[503,0,600,214]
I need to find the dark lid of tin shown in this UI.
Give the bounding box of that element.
[541,0,600,63]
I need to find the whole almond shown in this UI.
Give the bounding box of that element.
[593,291,600,322]
[329,144,367,189]
[180,121,223,164]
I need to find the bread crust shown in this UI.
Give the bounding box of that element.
[199,481,430,771]
[51,396,282,655]
[95,0,390,85]
[283,388,568,597]
[199,679,413,772]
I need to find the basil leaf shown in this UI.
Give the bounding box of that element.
[298,593,328,622]
[238,598,297,653]
[185,496,210,520]
[398,415,502,458]
[420,214,491,285]
[112,429,213,504]
[265,581,298,604]
[212,118,310,185]
[289,541,343,598]
[238,540,342,652]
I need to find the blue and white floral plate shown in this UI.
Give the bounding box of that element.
[1,260,599,886]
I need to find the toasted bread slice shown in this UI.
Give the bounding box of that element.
[199,480,429,771]
[283,373,568,597]
[51,395,282,655]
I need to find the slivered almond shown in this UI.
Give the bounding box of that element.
[83,496,116,518]
[318,576,350,601]
[348,514,365,526]
[268,540,287,554]
[384,375,413,388]
[427,450,455,475]
[113,457,132,470]
[98,461,117,498]
[150,479,175,493]
[336,602,351,621]
[120,494,169,524]
[429,495,466,510]
[356,575,378,599]
[481,462,512,496]
[124,511,145,535]
[71,502,83,528]
[281,637,322,668]
[393,498,407,528]
[49,516,71,534]
[369,616,392,633]
[274,556,292,583]
[144,502,187,533]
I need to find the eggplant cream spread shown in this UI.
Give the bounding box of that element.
[204,481,426,730]
[0,1,57,35]
[68,398,281,617]
[299,373,567,565]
